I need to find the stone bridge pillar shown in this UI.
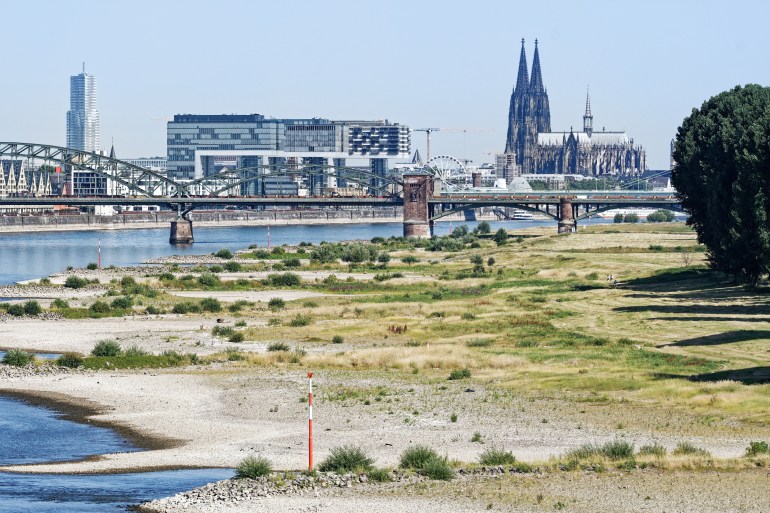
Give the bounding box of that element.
[170,203,194,244]
[402,173,433,238]
[557,197,576,233]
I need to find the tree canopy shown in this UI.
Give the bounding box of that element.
[671,84,770,285]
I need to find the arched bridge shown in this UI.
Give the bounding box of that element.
[0,143,681,242]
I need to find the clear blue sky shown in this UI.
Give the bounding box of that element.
[2,0,769,169]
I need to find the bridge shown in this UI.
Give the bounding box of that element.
[0,142,680,243]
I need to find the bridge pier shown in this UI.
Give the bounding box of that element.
[170,219,194,244]
[557,197,576,233]
[402,172,433,238]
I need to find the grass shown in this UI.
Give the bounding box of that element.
[318,446,374,473]
[2,349,33,366]
[235,455,272,478]
[479,447,517,465]
[672,442,711,457]
[399,445,439,469]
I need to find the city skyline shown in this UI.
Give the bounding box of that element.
[1,0,769,169]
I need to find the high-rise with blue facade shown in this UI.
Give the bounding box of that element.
[66,69,100,152]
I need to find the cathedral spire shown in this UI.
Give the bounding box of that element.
[515,38,529,95]
[583,86,593,137]
[529,39,545,93]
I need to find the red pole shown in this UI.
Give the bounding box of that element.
[98,239,101,269]
[308,372,313,471]
[267,224,271,249]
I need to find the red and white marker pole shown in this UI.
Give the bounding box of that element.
[98,239,101,269]
[267,225,271,249]
[307,372,314,470]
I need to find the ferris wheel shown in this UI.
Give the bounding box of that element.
[423,155,470,190]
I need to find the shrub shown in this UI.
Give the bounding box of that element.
[479,447,516,465]
[234,320,247,327]
[673,442,710,457]
[64,276,89,289]
[39,277,52,286]
[124,345,149,357]
[331,335,344,344]
[399,445,440,469]
[601,440,635,460]
[267,342,290,352]
[623,213,639,223]
[159,272,175,281]
[110,297,133,309]
[51,298,69,309]
[228,332,245,343]
[24,300,43,315]
[91,340,122,357]
[235,455,272,479]
[271,246,285,255]
[377,253,391,265]
[197,273,221,287]
[223,261,242,272]
[268,273,301,287]
[57,352,83,368]
[209,265,224,273]
[366,467,392,482]
[745,441,769,457]
[200,297,222,313]
[638,442,667,457]
[214,249,233,259]
[284,258,302,268]
[86,262,98,270]
[89,301,111,313]
[401,255,419,265]
[289,314,312,327]
[448,368,471,380]
[471,431,484,443]
[476,221,491,234]
[145,305,162,315]
[303,301,318,308]
[268,297,286,311]
[2,349,33,366]
[212,326,235,337]
[466,338,492,347]
[648,244,664,251]
[318,445,374,473]
[172,302,201,314]
[421,456,454,481]
[7,304,25,316]
[613,213,624,223]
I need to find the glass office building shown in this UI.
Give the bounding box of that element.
[166,114,409,194]
[66,71,100,152]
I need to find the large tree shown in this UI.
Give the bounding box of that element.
[672,84,770,285]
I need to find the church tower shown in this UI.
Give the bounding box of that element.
[505,39,530,157]
[583,87,593,137]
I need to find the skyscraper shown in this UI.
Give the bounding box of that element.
[66,66,99,152]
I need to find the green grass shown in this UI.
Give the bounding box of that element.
[235,455,272,478]
[2,349,33,366]
[318,445,374,473]
[399,445,439,469]
[479,447,517,465]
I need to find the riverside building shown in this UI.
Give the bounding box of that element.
[166,115,410,195]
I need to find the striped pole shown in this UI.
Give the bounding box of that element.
[308,372,314,470]
[267,225,271,249]
[97,239,101,268]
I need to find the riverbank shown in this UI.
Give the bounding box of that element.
[0,223,767,512]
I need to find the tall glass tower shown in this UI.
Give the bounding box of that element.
[66,68,99,152]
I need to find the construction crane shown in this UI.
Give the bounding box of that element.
[413,128,493,163]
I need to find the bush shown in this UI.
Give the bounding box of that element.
[401,255,419,265]
[228,332,245,343]
[566,440,635,461]
[223,261,242,272]
[366,467,392,482]
[57,352,83,368]
[214,249,233,259]
[268,273,301,287]
[200,297,222,312]
[673,442,711,457]
[638,442,667,457]
[209,265,224,273]
[197,273,221,287]
[289,314,312,327]
[19,301,46,318]
[479,447,516,465]
[448,368,471,380]
[172,302,201,314]
[145,305,162,315]
[399,445,440,469]
[111,297,133,309]
[377,253,391,265]
[267,342,290,352]
[623,213,639,223]
[331,335,344,344]
[91,340,122,357]
[235,455,272,479]
[745,441,769,457]
[2,349,33,366]
[124,345,149,357]
[7,304,25,316]
[86,262,98,270]
[51,298,70,309]
[613,213,624,223]
[212,326,235,337]
[64,276,89,289]
[420,456,454,481]
[268,297,286,311]
[493,228,508,246]
[89,301,111,313]
[284,258,302,268]
[318,445,374,473]
[476,221,491,234]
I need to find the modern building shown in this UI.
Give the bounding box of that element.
[66,67,99,152]
[166,115,410,195]
[503,40,646,176]
[123,156,167,171]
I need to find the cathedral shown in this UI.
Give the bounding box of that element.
[504,39,646,176]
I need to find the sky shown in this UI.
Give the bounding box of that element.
[2,0,769,170]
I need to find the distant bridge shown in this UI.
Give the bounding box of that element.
[0,142,680,242]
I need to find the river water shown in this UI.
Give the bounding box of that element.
[0,218,564,510]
